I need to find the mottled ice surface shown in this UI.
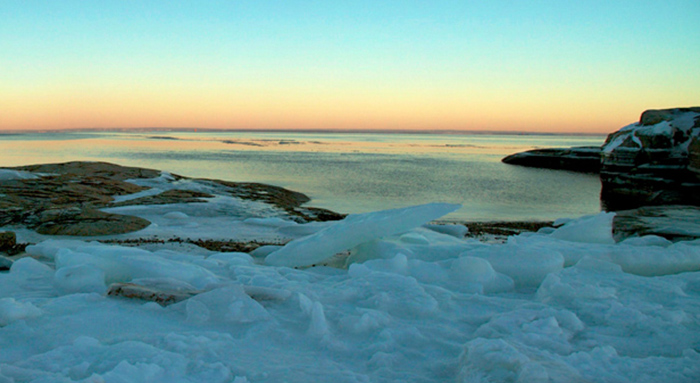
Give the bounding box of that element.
[1,177,700,382]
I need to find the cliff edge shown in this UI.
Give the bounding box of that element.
[600,107,700,209]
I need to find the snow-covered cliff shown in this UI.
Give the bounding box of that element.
[600,107,700,209]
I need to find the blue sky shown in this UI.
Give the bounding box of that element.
[1,1,698,132]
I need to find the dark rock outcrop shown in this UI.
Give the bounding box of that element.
[502,108,700,211]
[688,136,700,175]
[34,208,151,236]
[501,107,700,210]
[501,147,601,173]
[0,162,157,235]
[612,205,700,242]
[107,283,200,306]
[600,107,700,210]
[0,231,16,251]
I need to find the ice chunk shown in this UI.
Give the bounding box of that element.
[462,243,564,288]
[101,360,167,382]
[9,257,53,277]
[458,338,585,383]
[362,253,409,275]
[265,203,460,267]
[53,264,107,294]
[345,263,439,316]
[399,232,430,245]
[307,301,329,338]
[0,298,42,326]
[207,252,255,266]
[550,212,615,244]
[175,286,270,324]
[407,259,449,284]
[458,338,530,382]
[449,256,514,293]
[423,223,469,238]
[608,242,700,276]
[26,239,98,259]
[620,235,673,247]
[277,221,331,237]
[250,245,283,258]
[55,246,220,289]
[450,256,496,284]
[346,239,414,265]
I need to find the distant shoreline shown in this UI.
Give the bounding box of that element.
[0,127,607,137]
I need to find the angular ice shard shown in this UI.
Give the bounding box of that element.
[550,212,615,244]
[264,203,460,268]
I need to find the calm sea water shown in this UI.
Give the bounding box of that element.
[0,131,605,222]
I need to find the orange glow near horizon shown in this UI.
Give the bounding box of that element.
[1,2,698,134]
[0,82,677,134]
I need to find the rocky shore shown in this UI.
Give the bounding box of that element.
[501,146,601,173]
[0,161,582,262]
[3,163,700,382]
[0,161,344,237]
[3,160,699,267]
[503,107,700,207]
[600,107,700,209]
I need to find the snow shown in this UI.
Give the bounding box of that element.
[0,169,38,181]
[2,199,700,382]
[601,111,700,156]
[601,122,638,153]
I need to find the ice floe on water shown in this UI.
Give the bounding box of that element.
[2,200,700,382]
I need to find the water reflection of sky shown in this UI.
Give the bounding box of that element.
[0,131,604,221]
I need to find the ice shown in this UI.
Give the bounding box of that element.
[26,239,101,259]
[550,212,615,244]
[53,264,107,294]
[9,257,53,277]
[307,300,329,338]
[206,252,254,266]
[163,211,189,220]
[265,203,460,267]
[111,172,219,204]
[620,235,673,247]
[101,196,289,242]
[2,202,700,382]
[54,246,220,289]
[249,245,283,258]
[176,286,270,324]
[461,241,564,288]
[423,223,469,238]
[0,169,38,181]
[0,298,42,326]
[449,256,514,293]
[607,241,700,276]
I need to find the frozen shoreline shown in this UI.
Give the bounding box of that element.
[2,162,700,382]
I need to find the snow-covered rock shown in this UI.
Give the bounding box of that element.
[600,107,700,209]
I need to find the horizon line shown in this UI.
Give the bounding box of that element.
[0,127,608,137]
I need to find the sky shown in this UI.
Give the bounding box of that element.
[0,1,698,133]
